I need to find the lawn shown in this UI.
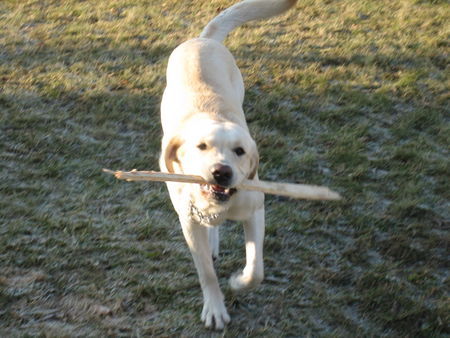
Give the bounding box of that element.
[1,0,449,336]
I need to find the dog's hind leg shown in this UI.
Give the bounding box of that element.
[208,226,220,260]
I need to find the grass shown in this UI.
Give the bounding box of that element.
[1,0,449,336]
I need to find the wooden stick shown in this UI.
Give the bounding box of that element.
[102,169,341,201]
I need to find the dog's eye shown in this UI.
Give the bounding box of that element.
[197,143,207,151]
[234,147,245,156]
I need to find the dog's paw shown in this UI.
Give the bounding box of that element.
[201,297,230,330]
[229,270,263,292]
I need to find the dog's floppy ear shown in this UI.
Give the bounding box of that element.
[248,145,259,180]
[163,136,183,173]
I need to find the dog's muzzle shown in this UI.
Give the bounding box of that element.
[211,163,233,187]
[200,184,237,202]
[201,163,237,202]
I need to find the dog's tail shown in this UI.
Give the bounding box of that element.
[200,0,297,43]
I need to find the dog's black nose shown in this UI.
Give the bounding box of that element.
[211,164,233,186]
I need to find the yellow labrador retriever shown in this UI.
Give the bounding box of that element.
[159,0,297,330]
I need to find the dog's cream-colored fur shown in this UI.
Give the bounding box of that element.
[159,0,297,330]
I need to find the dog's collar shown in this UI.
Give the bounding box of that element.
[189,201,220,226]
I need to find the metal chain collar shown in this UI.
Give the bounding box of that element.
[188,201,220,226]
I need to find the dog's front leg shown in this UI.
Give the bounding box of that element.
[180,218,230,330]
[229,206,265,291]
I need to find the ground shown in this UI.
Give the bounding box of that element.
[1,0,449,336]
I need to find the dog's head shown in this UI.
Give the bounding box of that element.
[163,118,258,205]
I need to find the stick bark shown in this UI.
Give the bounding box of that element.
[102,169,341,201]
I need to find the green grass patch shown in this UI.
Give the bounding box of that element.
[1,0,449,336]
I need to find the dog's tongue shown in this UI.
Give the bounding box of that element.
[211,184,226,192]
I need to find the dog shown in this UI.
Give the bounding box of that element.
[159,0,297,330]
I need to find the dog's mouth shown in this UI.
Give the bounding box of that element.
[200,184,237,202]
